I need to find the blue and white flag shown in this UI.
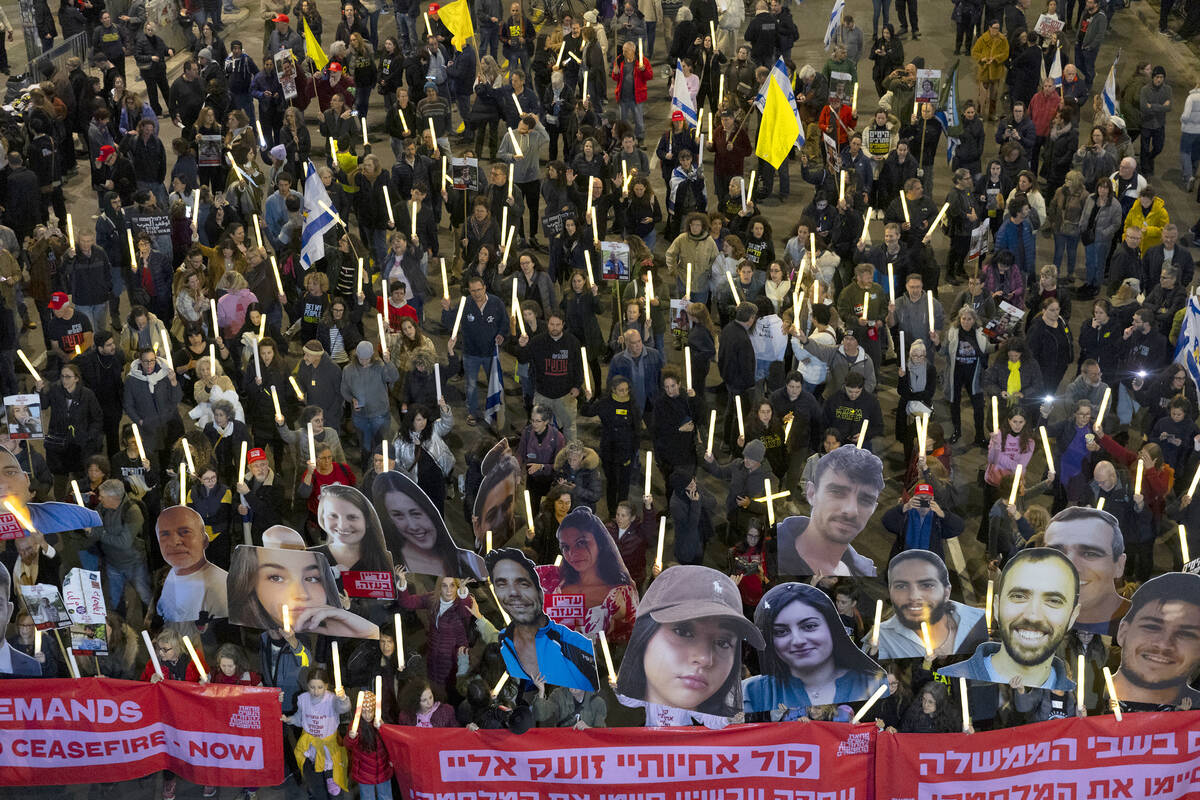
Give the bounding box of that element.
[1175,293,1200,394]
[1100,56,1120,117]
[823,0,846,49]
[1049,48,1062,87]
[300,160,338,272]
[934,60,962,166]
[485,346,506,429]
[753,57,806,150]
[670,59,699,128]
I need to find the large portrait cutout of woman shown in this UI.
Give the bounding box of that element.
[472,440,521,552]
[743,582,888,718]
[371,471,487,579]
[534,507,639,642]
[313,484,396,587]
[617,565,765,724]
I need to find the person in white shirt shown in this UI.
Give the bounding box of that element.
[154,505,229,623]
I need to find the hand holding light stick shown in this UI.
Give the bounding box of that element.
[270,386,282,420]
[924,202,951,242]
[450,297,467,339]
[378,313,389,357]
[1096,386,1112,425]
[307,422,317,467]
[17,350,41,382]
[725,271,740,303]
[142,630,163,678]
[992,395,1000,433]
[435,362,442,404]
[644,451,653,496]
[1103,666,1122,721]
[1040,426,1054,471]
[684,346,693,392]
[289,376,305,402]
[926,290,936,335]
[182,439,196,475]
[132,423,147,462]
[237,440,248,488]
[1134,459,1144,496]
[383,185,394,227]
[900,192,910,224]
[1077,653,1086,709]
[746,170,756,207]
[440,257,450,300]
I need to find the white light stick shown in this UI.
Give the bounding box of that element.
[507,129,523,158]
[441,258,450,300]
[237,440,248,487]
[331,641,343,694]
[585,250,595,286]
[507,163,514,200]
[450,297,467,339]
[289,375,305,402]
[793,290,805,328]
[374,675,383,725]
[209,343,215,372]
[513,94,524,117]
[423,11,433,35]
[524,489,535,533]
[70,479,84,506]
[142,630,163,678]
[927,290,936,335]
[127,229,137,269]
[580,347,592,395]
[582,70,589,101]
[1134,459,1144,496]
[746,170,756,206]
[1077,653,1086,709]
[1040,426,1054,471]
[410,201,419,239]
[491,671,509,697]
[500,205,508,243]
[1103,667,1122,721]
[17,350,41,382]
[307,422,317,466]
[381,277,390,328]
[252,335,262,380]
[383,185,394,227]
[1096,386,1111,425]
[255,119,266,147]
[395,613,405,669]
[644,451,653,496]
[685,346,693,392]
[381,439,389,472]
[209,299,219,339]
[985,580,994,632]
[191,190,200,230]
[992,395,1000,433]
[132,423,147,462]
[361,116,369,146]
[725,271,740,303]
[597,629,617,685]
[428,118,438,151]
[252,214,263,247]
[851,683,889,723]
[485,530,493,553]
[734,394,745,439]
[959,677,971,731]
[349,692,365,737]
[900,192,910,224]
[590,207,600,245]
[861,290,870,323]
[378,313,389,357]
[435,362,443,403]
[1009,463,1023,505]
[34,626,41,656]
[764,478,776,525]
[180,438,195,476]
[1097,497,1106,511]
[887,261,895,303]
[856,418,870,448]
[655,516,666,570]
[871,599,883,647]
[282,603,291,633]
[920,621,934,658]
[926,202,951,240]
[270,255,284,296]
[706,409,717,457]
[899,331,907,373]
[638,37,643,66]
[1181,525,1191,565]
[717,73,725,106]
[840,170,847,205]
[182,635,207,681]
[66,212,76,249]
[851,81,859,114]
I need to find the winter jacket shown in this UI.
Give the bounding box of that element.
[942,324,992,398]
[610,54,653,104]
[800,338,877,395]
[1122,196,1169,255]
[518,424,566,479]
[341,355,400,418]
[553,447,603,510]
[63,245,113,307]
[605,506,658,588]
[982,357,1044,403]
[122,361,183,452]
[40,383,104,456]
[397,589,471,685]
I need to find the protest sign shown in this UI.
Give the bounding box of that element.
[0,678,285,788]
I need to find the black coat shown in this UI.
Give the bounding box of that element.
[717,320,756,394]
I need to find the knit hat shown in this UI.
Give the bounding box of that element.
[303,340,324,357]
[198,47,213,60]
[1152,65,1166,78]
[1109,115,1126,129]
[742,439,766,464]
[355,340,375,360]
[269,144,286,161]
[247,447,268,464]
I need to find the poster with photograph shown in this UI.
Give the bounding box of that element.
[616,565,764,722]
[939,548,1078,691]
[822,131,839,172]
[533,508,639,642]
[450,157,481,192]
[1112,572,1200,710]
[19,583,73,630]
[471,440,519,554]
[62,567,106,626]
[744,582,887,718]
[776,446,885,578]
[669,298,690,334]
[4,394,42,439]
[915,69,942,103]
[69,623,109,656]
[228,544,381,638]
[828,70,853,101]
[600,241,630,281]
[154,505,228,624]
[312,483,398,597]
[485,546,600,691]
[874,551,989,660]
[967,220,990,266]
[274,49,297,99]
[197,134,223,168]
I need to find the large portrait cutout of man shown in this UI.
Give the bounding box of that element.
[939,547,1079,690]
[873,550,989,660]
[155,505,229,623]
[776,446,883,577]
[1112,572,1200,710]
[1043,506,1130,636]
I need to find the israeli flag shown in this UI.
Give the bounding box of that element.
[485,346,506,429]
[300,161,338,272]
[1175,293,1200,393]
[1049,48,1062,87]
[1101,58,1120,116]
[671,59,699,128]
[753,57,806,149]
[824,0,846,49]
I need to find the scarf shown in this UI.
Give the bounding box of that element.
[415,701,441,727]
[908,362,928,393]
[1006,361,1022,399]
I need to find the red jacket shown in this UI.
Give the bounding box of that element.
[611,55,653,104]
[140,657,206,683]
[605,505,659,588]
[714,123,753,178]
[345,729,395,785]
[818,104,859,147]
[211,670,263,686]
[1099,434,1173,521]
[1028,90,1062,137]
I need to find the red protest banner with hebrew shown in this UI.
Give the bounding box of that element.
[382,720,874,800]
[875,710,1200,800]
[0,677,284,787]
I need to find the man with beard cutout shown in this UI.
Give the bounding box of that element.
[871,550,988,660]
[1111,573,1200,710]
[940,548,1079,690]
[486,548,600,692]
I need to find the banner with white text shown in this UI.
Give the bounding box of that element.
[875,710,1200,800]
[381,721,875,800]
[0,678,284,787]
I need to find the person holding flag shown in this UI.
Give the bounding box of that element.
[754,58,804,203]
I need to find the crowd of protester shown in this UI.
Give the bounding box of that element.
[3,0,1200,795]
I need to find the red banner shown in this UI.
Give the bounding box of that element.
[875,710,1200,800]
[0,677,284,787]
[382,721,874,800]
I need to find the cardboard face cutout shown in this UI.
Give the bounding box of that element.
[776,446,885,578]
[154,505,228,623]
[371,471,487,580]
[743,582,887,717]
[227,544,381,639]
[0,562,40,676]
[487,546,600,692]
[1042,507,1129,635]
[533,507,639,643]
[878,551,990,661]
[617,565,765,720]
[1113,572,1200,709]
[312,483,397,598]
[939,548,1080,690]
[472,441,520,552]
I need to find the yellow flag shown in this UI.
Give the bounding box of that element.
[755,76,800,170]
[438,0,475,51]
[303,18,328,71]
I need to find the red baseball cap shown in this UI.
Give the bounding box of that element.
[914,483,934,497]
[97,144,117,163]
[247,447,268,465]
[47,291,70,310]
[328,62,343,72]
[671,110,684,122]
[272,13,289,22]
[428,2,440,13]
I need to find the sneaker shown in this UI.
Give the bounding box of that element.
[162,778,176,800]
[326,777,342,796]
[1187,177,1196,193]
[203,788,217,798]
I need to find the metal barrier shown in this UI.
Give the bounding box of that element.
[28,31,88,78]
